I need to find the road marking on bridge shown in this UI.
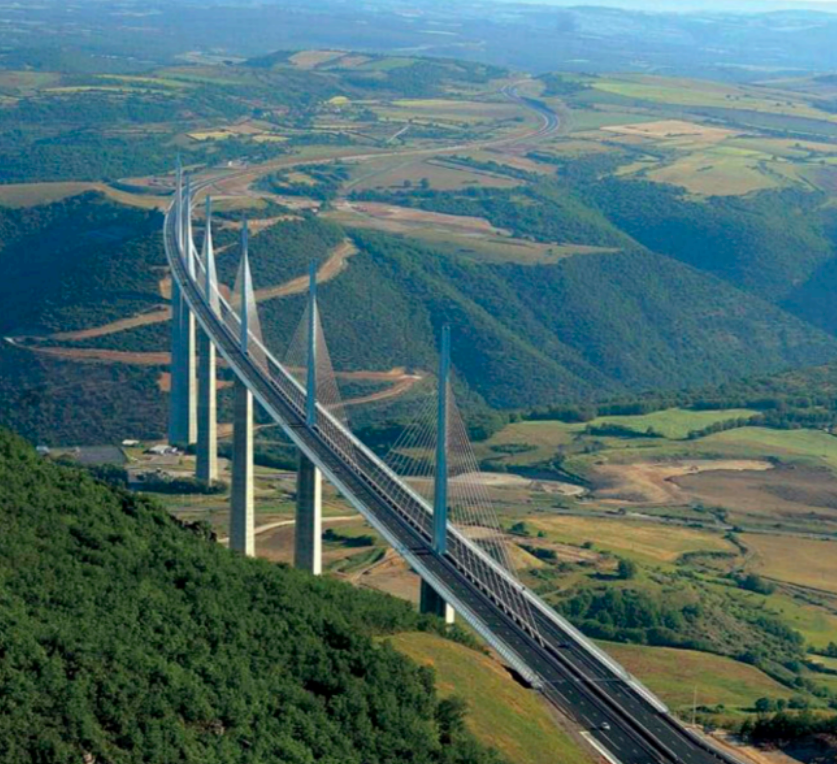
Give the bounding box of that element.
[581,732,625,764]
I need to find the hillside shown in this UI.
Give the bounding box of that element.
[6,54,837,444]
[5,192,837,446]
[0,429,508,763]
[284,227,837,409]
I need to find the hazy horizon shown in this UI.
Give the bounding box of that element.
[479,0,837,11]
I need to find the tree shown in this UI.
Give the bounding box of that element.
[617,558,638,580]
[755,697,775,714]
[739,573,776,595]
[436,696,469,744]
[509,521,531,537]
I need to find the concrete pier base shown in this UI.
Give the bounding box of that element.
[294,454,322,575]
[196,329,218,483]
[420,580,455,625]
[230,379,254,556]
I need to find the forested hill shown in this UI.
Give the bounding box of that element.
[249,223,837,410]
[0,429,505,764]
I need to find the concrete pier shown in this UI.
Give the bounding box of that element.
[168,281,197,447]
[420,580,455,625]
[230,379,254,556]
[196,329,217,483]
[419,325,455,624]
[294,454,323,575]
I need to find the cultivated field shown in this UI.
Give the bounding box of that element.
[743,534,837,595]
[346,157,521,193]
[529,516,735,565]
[328,200,615,264]
[0,181,167,209]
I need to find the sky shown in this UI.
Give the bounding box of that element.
[482,0,837,10]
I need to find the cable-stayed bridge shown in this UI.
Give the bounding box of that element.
[165,163,741,764]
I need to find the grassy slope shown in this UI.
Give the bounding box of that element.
[704,428,837,471]
[743,533,837,594]
[602,642,793,712]
[390,632,590,764]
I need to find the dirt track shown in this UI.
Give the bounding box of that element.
[254,239,358,301]
[48,308,172,342]
[25,347,171,366]
[41,237,357,345]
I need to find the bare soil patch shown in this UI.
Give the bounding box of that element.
[48,308,171,342]
[339,201,507,236]
[29,347,170,366]
[602,119,737,143]
[356,551,420,603]
[591,460,773,505]
[674,464,837,523]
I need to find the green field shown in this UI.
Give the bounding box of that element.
[743,533,837,594]
[565,108,659,133]
[754,591,837,652]
[648,151,781,196]
[592,76,836,121]
[390,632,591,764]
[481,409,761,468]
[602,642,793,712]
[586,408,759,440]
[704,427,837,470]
[530,516,735,564]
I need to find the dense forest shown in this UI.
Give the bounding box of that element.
[0,429,505,763]
[306,227,837,408]
[0,193,165,334]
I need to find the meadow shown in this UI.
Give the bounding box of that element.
[601,642,793,712]
[743,534,837,595]
[529,516,735,565]
[479,408,761,468]
[0,181,167,210]
[390,632,590,764]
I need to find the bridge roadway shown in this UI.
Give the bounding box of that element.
[166,187,740,764]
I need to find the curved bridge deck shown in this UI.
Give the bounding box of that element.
[165,180,741,764]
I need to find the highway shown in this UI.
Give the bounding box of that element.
[164,167,742,764]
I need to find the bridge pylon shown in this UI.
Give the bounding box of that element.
[196,196,218,483]
[420,325,455,625]
[296,262,323,575]
[230,221,256,556]
[230,378,254,556]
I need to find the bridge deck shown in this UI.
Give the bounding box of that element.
[165,184,741,764]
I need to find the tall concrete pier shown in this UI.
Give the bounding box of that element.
[196,329,217,483]
[168,163,197,447]
[295,454,322,575]
[230,379,254,556]
[169,281,198,447]
[229,220,256,556]
[293,262,324,574]
[420,581,455,625]
[196,197,218,483]
[420,325,455,624]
